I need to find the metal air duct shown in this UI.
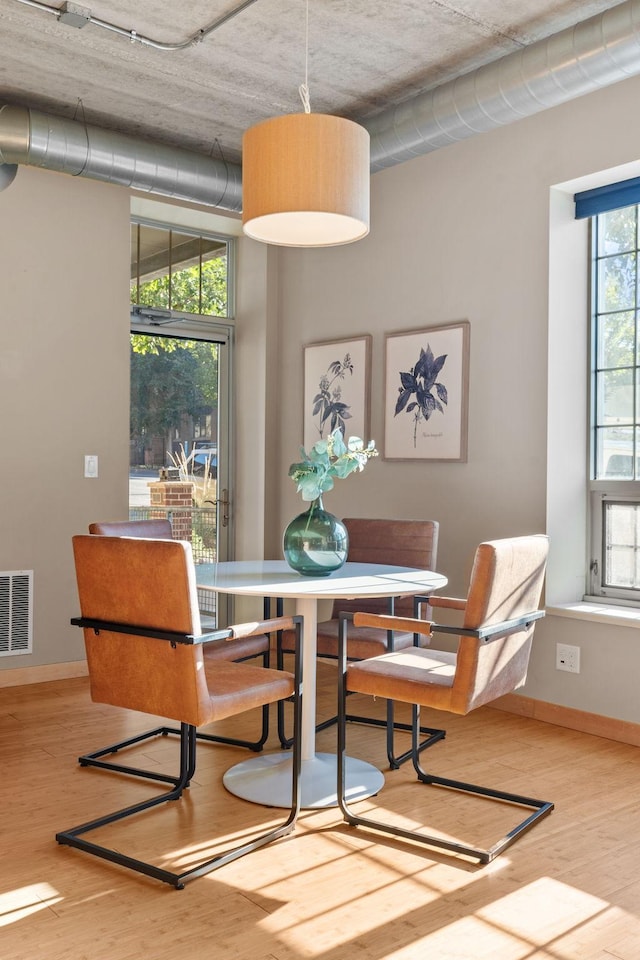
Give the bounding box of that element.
[0,103,242,211]
[365,0,640,172]
[1,0,640,203]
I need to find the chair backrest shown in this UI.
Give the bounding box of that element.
[450,535,549,714]
[72,534,211,727]
[332,518,439,618]
[89,519,173,539]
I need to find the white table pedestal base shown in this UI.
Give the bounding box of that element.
[223,751,384,810]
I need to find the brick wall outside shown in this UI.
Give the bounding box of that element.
[148,481,194,542]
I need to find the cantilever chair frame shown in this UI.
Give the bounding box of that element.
[340,593,445,767]
[277,517,445,768]
[77,595,275,787]
[82,522,271,782]
[337,609,554,865]
[277,595,446,768]
[57,614,304,889]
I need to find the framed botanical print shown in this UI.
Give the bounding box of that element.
[384,321,470,461]
[303,335,372,449]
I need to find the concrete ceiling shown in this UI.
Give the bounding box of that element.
[0,0,628,166]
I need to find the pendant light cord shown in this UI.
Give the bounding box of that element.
[298,0,311,113]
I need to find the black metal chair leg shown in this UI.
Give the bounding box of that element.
[79,706,270,784]
[58,621,305,890]
[338,699,554,866]
[277,681,445,766]
[79,639,272,784]
[278,606,446,764]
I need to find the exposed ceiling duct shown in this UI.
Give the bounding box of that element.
[1,0,640,209]
[0,103,242,211]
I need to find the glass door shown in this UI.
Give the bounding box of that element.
[128,324,233,625]
[130,218,235,625]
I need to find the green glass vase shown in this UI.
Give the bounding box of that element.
[283,496,349,577]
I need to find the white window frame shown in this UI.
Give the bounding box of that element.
[588,205,640,605]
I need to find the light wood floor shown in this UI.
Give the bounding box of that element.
[2,660,640,960]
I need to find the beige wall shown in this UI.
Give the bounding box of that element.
[271,74,640,724]
[3,73,640,723]
[0,167,131,671]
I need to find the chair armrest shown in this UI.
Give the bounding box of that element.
[351,611,433,640]
[71,614,303,647]
[71,616,202,645]
[431,609,545,643]
[226,616,300,641]
[429,596,467,611]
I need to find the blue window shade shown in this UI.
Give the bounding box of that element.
[575,176,640,219]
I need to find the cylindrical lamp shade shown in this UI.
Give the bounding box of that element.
[242,113,370,247]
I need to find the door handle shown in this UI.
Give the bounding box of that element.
[216,488,230,528]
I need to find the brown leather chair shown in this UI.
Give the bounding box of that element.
[57,534,302,888]
[88,519,173,539]
[337,535,553,865]
[278,518,443,767]
[82,519,271,779]
[89,519,217,625]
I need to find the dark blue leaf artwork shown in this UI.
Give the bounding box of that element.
[394,344,448,447]
[312,354,354,439]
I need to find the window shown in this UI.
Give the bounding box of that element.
[129,215,235,620]
[588,202,640,601]
[130,220,233,318]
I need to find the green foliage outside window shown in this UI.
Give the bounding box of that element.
[131,257,228,316]
[130,338,219,443]
[594,206,640,479]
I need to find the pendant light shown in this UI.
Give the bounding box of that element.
[241,2,370,247]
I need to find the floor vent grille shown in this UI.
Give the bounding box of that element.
[0,571,33,656]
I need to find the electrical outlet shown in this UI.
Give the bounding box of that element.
[556,642,580,674]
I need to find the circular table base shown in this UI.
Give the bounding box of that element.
[223,751,384,810]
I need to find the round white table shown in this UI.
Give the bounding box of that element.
[205,560,447,809]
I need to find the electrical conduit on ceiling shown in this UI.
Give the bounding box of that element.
[2,0,640,209]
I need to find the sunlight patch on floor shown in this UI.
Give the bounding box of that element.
[260,866,622,959]
[478,876,609,942]
[0,884,63,926]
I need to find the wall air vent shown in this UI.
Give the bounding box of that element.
[0,571,33,656]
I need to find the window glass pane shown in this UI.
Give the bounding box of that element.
[597,207,637,256]
[597,311,635,369]
[604,501,640,588]
[130,222,229,317]
[133,224,170,308]
[130,223,140,303]
[200,254,229,317]
[598,426,634,477]
[597,252,636,313]
[591,203,640,599]
[596,368,634,424]
[168,231,202,314]
[129,334,220,573]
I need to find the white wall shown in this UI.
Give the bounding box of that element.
[0,167,131,670]
[271,74,640,724]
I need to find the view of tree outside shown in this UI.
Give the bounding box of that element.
[130,335,219,468]
[592,204,640,593]
[593,205,638,479]
[135,257,228,316]
[130,222,229,317]
[130,227,228,469]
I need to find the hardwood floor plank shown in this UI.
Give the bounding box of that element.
[2,673,640,959]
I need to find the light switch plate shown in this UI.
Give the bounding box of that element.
[84,455,98,478]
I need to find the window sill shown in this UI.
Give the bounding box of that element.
[547,601,640,628]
